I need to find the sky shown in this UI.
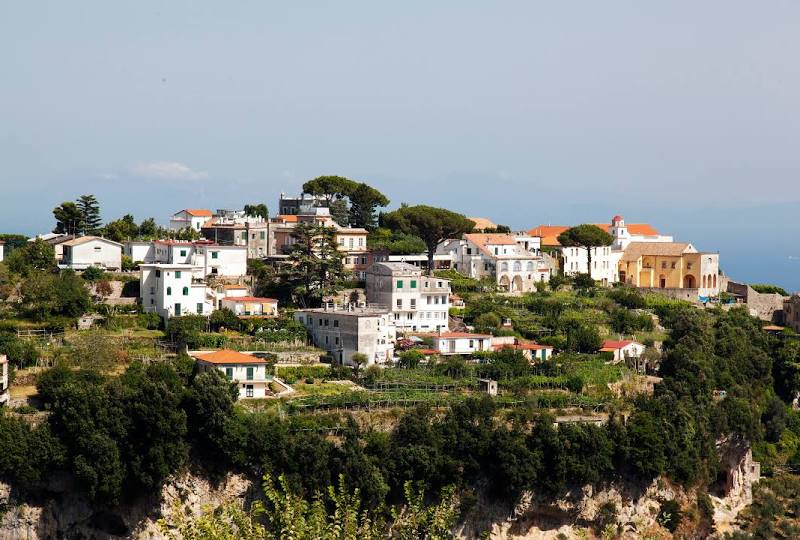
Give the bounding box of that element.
[1,1,799,290]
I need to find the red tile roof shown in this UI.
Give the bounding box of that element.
[184,209,213,217]
[600,340,640,350]
[193,349,268,365]
[529,223,661,246]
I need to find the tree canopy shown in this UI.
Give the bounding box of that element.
[382,205,474,275]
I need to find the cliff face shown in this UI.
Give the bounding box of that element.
[0,471,252,540]
[0,441,758,539]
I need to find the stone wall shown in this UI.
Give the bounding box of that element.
[639,287,701,302]
[726,281,786,322]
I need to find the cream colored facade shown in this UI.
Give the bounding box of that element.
[618,242,720,296]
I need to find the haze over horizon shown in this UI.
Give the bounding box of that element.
[1,1,799,290]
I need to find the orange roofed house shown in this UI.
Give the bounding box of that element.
[192,349,273,399]
[170,209,213,232]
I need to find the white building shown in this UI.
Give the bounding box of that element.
[192,349,272,399]
[294,305,396,366]
[0,240,3,263]
[124,240,247,277]
[365,262,450,333]
[61,236,123,271]
[170,209,212,232]
[221,296,279,317]
[438,233,551,292]
[140,263,214,319]
[28,233,74,262]
[600,340,646,363]
[0,355,8,406]
[431,332,492,355]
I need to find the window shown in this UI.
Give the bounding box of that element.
[245,385,253,398]
[358,237,364,247]
[149,287,155,295]
[469,340,474,348]
[410,280,417,288]
[333,320,339,327]
[183,286,189,296]
[427,296,432,304]
[180,250,187,257]
[197,303,203,314]
[500,262,509,272]
[466,248,472,255]
[94,246,101,252]
[349,238,354,248]
[397,280,403,289]
[155,269,161,278]
[225,367,233,380]
[671,262,676,269]
[325,336,329,344]
[241,231,247,240]
[410,299,416,309]
[166,286,172,296]
[260,232,265,240]
[324,319,329,326]
[175,270,182,278]
[318,318,323,326]
[174,303,181,316]
[397,299,402,309]
[211,251,219,259]
[513,261,521,272]
[246,367,254,381]
[335,337,339,345]
[437,281,443,288]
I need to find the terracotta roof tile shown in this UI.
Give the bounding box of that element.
[184,209,213,217]
[528,223,661,246]
[192,349,268,365]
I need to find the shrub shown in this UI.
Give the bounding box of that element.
[658,499,682,532]
[82,266,106,282]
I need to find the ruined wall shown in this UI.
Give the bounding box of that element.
[726,281,786,322]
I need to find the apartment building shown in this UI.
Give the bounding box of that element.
[139,263,214,319]
[365,262,450,333]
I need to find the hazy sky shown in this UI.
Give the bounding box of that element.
[1,2,799,289]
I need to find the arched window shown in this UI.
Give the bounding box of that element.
[513,261,522,272]
[166,286,172,296]
[702,276,706,288]
[526,261,534,271]
[500,262,509,272]
[713,274,717,288]
[183,286,189,296]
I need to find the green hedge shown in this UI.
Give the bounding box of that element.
[276,365,332,384]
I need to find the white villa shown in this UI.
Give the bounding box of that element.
[61,236,123,271]
[170,209,212,232]
[438,233,551,292]
[0,240,3,263]
[365,262,451,333]
[192,349,272,399]
[139,263,214,319]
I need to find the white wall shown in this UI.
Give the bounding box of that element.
[64,240,122,270]
[434,336,491,355]
[140,265,213,319]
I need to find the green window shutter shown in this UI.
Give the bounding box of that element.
[180,250,186,256]
[166,287,172,296]
[183,287,189,296]
[241,231,247,240]
[246,367,254,380]
[175,270,181,278]
[410,280,417,288]
[397,280,403,289]
[225,367,233,379]
[212,251,219,259]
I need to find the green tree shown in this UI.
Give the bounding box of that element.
[367,228,426,255]
[185,369,238,459]
[302,175,358,206]
[243,204,269,220]
[329,199,351,227]
[284,223,349,306]
[53,201,84,235]
[77,194,102,234]
[349,183,389,230]
[138,217,158,238]
[557,224,613,273]
[5,238,55,275]
[104,214,139,242]
[20,269,90,320]
[382,205,474,275]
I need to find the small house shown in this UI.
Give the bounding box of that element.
[192,349,272,399]
[61,236,123,271]
[431,332,492,355]
[600,340,646,364]
[221,296,279,317]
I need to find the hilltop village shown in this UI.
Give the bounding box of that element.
[0,179,798,538]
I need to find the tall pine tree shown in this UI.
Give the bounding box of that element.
[77,194,102,235]
[284,223,349,307]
